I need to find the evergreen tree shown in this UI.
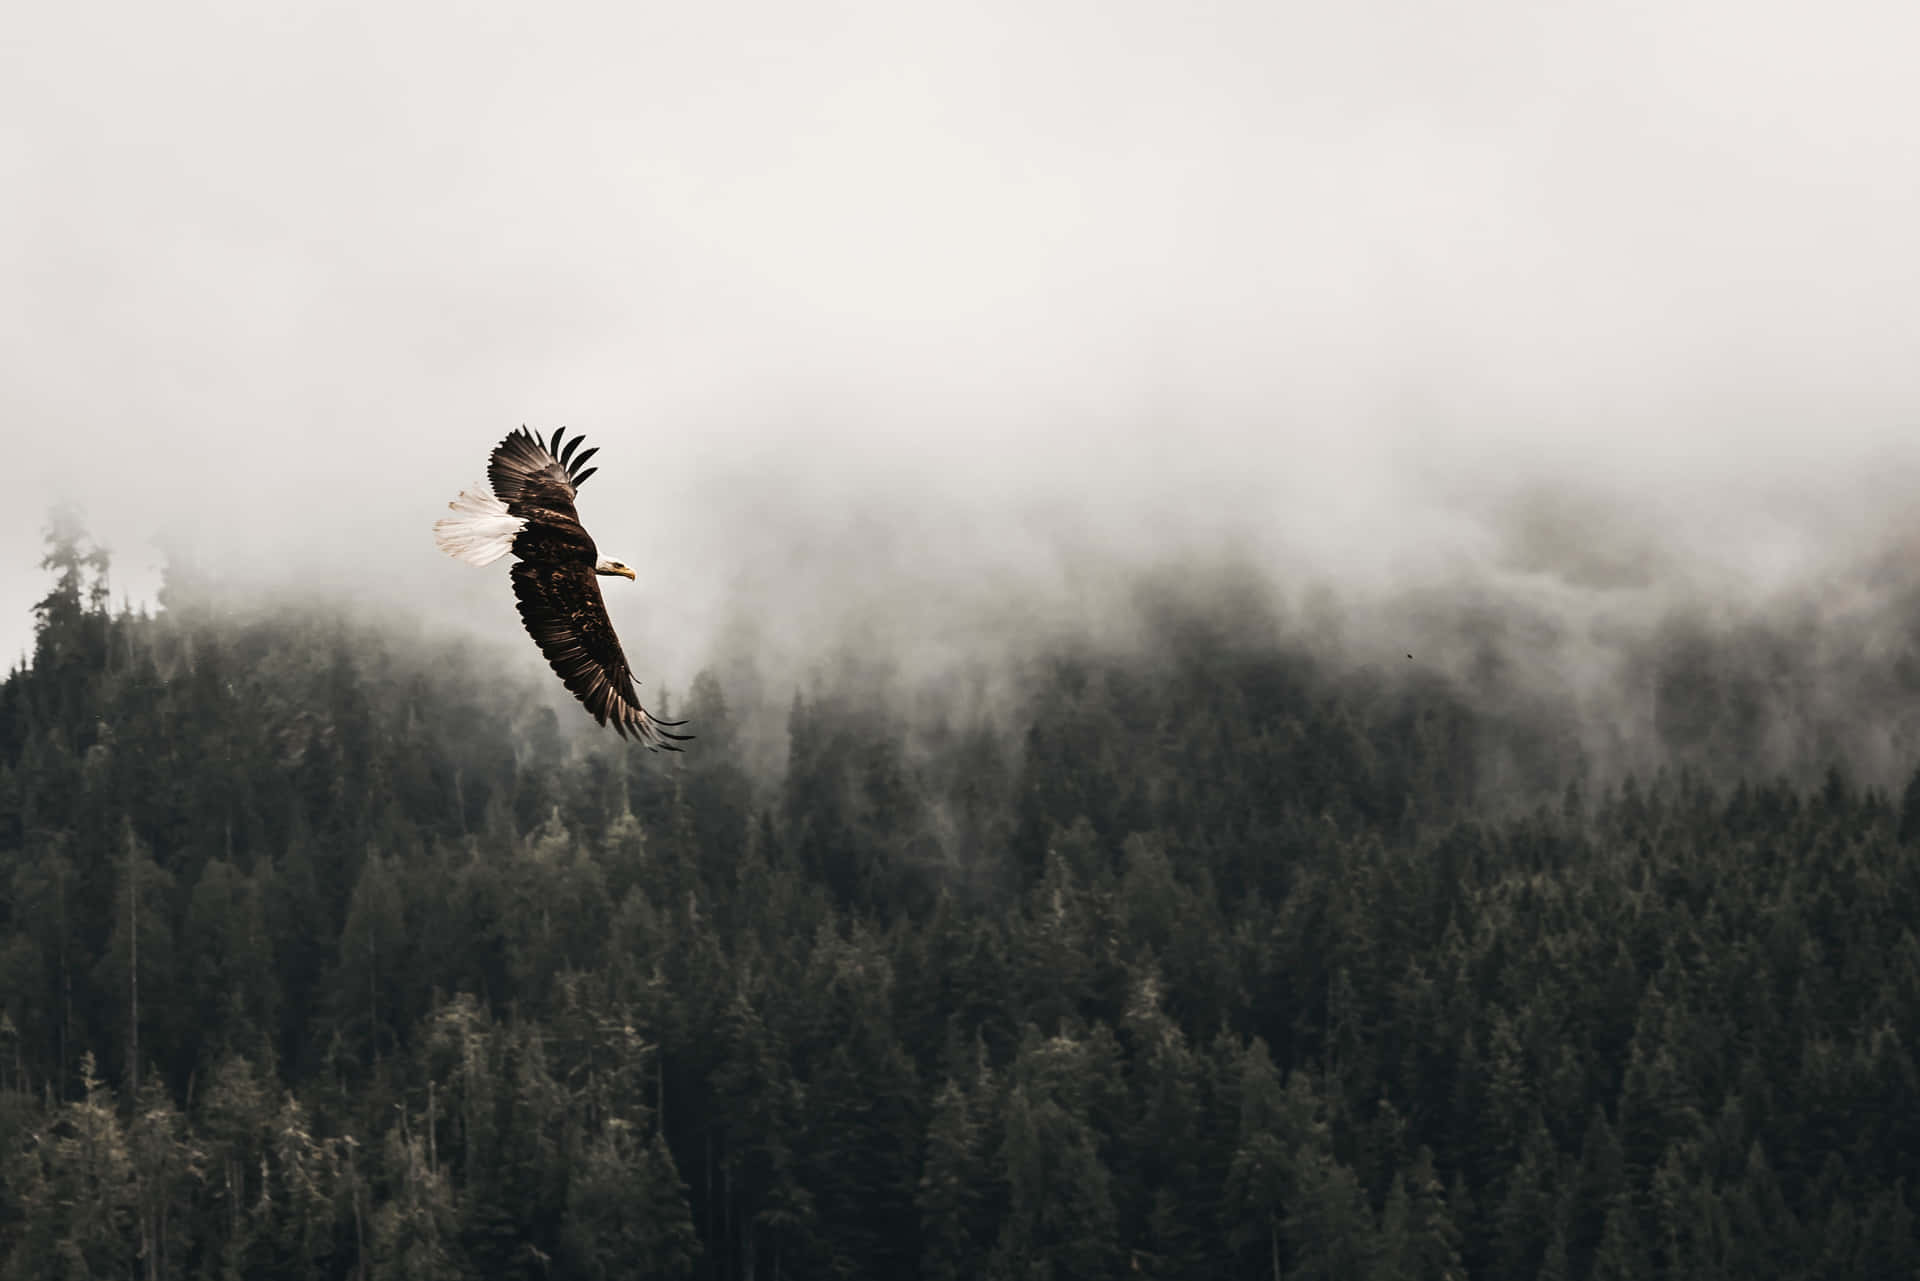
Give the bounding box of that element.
[1284,1152,1376,1281]
[1590,1200,1650,1281]
[199,1053,275,1278]
[560,1122,698,1281]
[918,1076,990,1281]
[127,1074,202,1281]
[1492,1112,1559,1280]
[989,1081,1118,1281]
[369,1125,463,1281]
[1404,1146,1464,1281]
[44,1054,135,1280]
[91,820,175,1094]
[184,858,279,1067]
[1224,1038,1291,1281]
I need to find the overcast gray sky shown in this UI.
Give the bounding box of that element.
[7,0,1920,685]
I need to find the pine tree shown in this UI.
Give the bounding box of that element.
[1725,1141,1798,1280]
[49,1053,136,1279]
[92,820,174,1094]
[370,1125,463,1281]
[1283,1151,1376,1281]
[1590,1200,1649,1281]
[332,852,408,1067]
[1536,1213,1571,1281]
[1572,1107,1627,1273]
[1118,966,1213,1278]
[127,1074,202,1281]
[1492,1111,1559,1280]
[31,508,111,681]
[1371,1172,1416,1281]
[264,1091,338,1281]
[1405,1146,1464,1281]
[6,842,79,1088]
[184,858,279,1065]
[199,1053,274,1278]
[639,1130,701,1279]
[918,1076,990,1281]
[989,1081,1118,1281]
[560,1122,698,1281]
[1224,1037,1291,1281]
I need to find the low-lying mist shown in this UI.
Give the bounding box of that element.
[11,0,1920,802]
[116,428,1920,813]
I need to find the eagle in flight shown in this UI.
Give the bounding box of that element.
[434,427,691,750]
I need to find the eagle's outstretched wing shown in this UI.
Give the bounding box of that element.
[482,426,602,561]
[509,559,691,750]
[489,425,601,510]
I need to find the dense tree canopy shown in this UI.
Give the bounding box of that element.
[2,516,1916,1278]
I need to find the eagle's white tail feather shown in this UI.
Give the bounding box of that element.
[433,480,524,567]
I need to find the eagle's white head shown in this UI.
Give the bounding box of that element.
[595,557,636,580]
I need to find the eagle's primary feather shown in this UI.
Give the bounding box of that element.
[434,427,691,750]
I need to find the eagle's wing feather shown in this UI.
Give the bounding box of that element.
[509,560,690,750]
[488,427,602,516]
[489,426,607,562]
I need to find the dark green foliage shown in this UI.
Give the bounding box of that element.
[990,1054,1119,1280]
[561,1125,698,1281]
[1,516,1918,1278]
[917,1066,996,1281]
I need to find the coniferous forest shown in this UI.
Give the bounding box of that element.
[3,516,1918,1281]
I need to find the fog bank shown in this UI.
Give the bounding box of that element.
[8,0,1920,786]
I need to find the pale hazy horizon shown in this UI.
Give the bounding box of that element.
[9,0,1920,698]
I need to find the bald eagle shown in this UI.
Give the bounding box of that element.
[433,426,691,750]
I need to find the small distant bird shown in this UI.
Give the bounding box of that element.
[434,427,691,750]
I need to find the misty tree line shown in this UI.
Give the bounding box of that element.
[1,514,1917,1280]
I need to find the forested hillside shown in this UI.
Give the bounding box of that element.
[2,519,1917,1280]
